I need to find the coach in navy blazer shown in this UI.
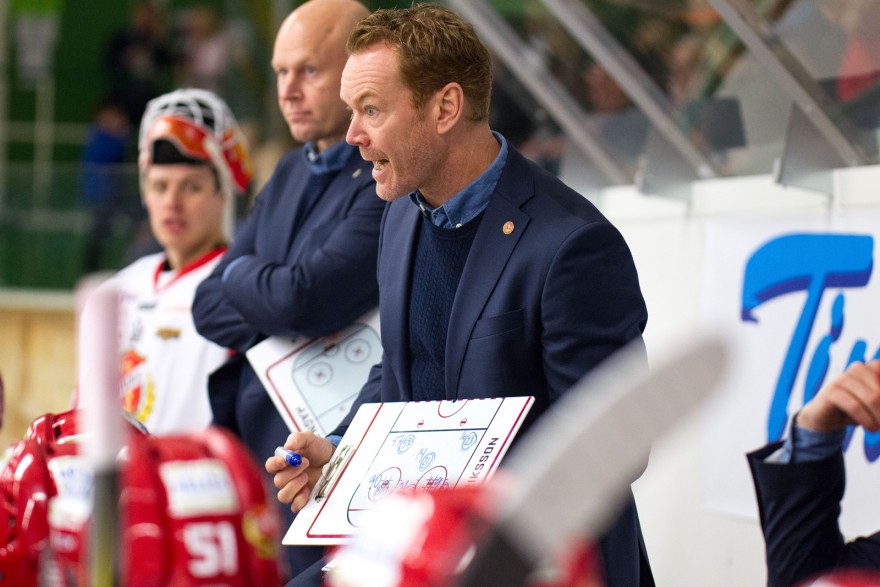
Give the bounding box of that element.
[329,143,650,587]
[270,6,650,586]
[334,144,647,429]
[192,0,382,474]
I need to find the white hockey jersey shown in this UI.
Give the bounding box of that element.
[111,247,228,435]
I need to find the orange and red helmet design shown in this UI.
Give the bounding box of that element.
[138,88,253,199]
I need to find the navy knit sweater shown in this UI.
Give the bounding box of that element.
[408,212,483,401]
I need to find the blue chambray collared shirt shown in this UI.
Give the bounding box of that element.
[409,132,508,229]
[770,423,846,464]
[304,139,354,175]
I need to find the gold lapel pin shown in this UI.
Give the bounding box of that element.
[502,221,514,235]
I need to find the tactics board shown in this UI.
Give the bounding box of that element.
[247,310,380,436]
[284,396,534,545]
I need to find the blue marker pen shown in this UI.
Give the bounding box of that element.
[275,446,302,468]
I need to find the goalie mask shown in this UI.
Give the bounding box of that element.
[138,88,253,201]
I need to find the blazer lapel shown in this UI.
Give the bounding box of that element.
[380,199,421,399]
[444,151,534,399]
[278,159,315,260]
[283,149,364,262]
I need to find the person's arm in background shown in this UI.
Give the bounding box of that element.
[795,361,880,438]
[193,170,384,348]
[219,179,383,338]
[263,201,387,514]
[193,158,384,351]
[748,360,880,587]
[191,184,265,353]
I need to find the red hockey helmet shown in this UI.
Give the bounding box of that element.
[0,411,281,586]
[327,485,492,587]
[327,484,605,587]
[0,410,85,587]
[120,426,282,586]
[0,438,54,587]
[798,569,880,586]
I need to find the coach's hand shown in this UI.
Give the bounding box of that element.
[266,432,336,513]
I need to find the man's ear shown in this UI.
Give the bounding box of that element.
[434,82,464,135]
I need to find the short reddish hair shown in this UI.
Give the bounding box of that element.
[347,4,492,122]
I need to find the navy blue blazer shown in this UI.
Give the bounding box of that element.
[335,146,647,428]
[193,146,384,352]
[332,146,650,586]
[749,443,880,586]
[192,144,384,578]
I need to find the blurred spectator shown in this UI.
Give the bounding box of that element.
[175,4,233,94]
[579,60,650,173]
[80,97,135,273]
[104,1,175,125]
[834,1,880,104]
[489,60,564,175]
[236,120,294,209]
[665,33,704,109]
[11,0,63,86]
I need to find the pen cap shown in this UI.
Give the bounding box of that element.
[275,447,302,468]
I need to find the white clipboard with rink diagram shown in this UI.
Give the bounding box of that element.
[246,310,381,437]
[283,396,535,545]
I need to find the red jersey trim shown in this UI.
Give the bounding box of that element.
[152,245,228,291]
